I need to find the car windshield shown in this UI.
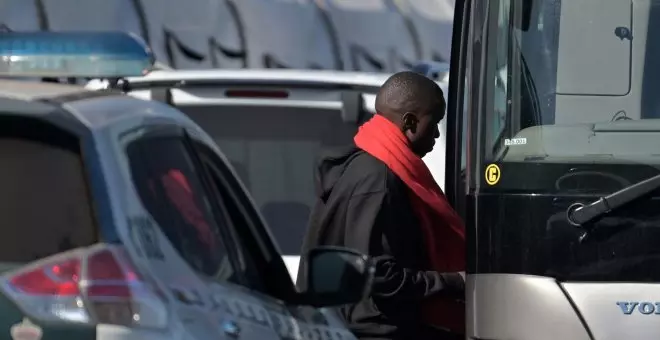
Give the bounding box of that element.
[477,0,660,193]
[180,105,360,255]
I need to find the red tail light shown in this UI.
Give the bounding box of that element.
[10,258,80,296]
[2,244,168,328]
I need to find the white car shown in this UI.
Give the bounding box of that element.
[0,31,372,340]
[87,68,450,280]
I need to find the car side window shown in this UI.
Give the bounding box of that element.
[193,141,283,293]
[127,135,237,281]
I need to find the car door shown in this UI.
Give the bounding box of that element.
[191,140,356,340]
[182,137,290,339]
[123,125,248,339]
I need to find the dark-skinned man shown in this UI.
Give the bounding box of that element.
[297,71,466,340]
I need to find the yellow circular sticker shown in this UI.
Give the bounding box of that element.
[485,164,501,185]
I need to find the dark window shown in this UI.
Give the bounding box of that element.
[195,143,267,291]
[127,135,233,278]
[194,142,295,297]
[0,116,98,267]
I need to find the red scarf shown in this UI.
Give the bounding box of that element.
[354,114,465,332]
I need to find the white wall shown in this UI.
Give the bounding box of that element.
[394,0,455,62]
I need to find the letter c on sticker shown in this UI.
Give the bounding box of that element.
[485,164,501,185]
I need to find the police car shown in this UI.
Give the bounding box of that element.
[86,67,450,280]
[0,31,373,340]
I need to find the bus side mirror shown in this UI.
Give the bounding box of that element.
[340,91,365,124]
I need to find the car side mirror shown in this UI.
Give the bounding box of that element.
[301,246,375,307]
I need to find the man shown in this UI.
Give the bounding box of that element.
[298,71,466,340]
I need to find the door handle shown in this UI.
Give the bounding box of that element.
[221,320,241,338]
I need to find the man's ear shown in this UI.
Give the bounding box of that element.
[402,112,418,133]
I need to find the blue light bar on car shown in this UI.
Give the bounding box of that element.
[0,32,154,78]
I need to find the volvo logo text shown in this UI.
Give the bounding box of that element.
[617,301,660,315]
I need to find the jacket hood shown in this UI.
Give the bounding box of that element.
[314,145,362,202]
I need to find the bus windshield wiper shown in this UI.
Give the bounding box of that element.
[566,172,660,227]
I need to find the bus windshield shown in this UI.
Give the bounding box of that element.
[460,0,660,283]
[476,0,660,194]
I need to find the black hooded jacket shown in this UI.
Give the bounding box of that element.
[297,145,464,340]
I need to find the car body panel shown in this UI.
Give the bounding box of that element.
[0,293,97,340]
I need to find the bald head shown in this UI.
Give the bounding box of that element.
[373,71,445,157]
[375,71,445,120]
